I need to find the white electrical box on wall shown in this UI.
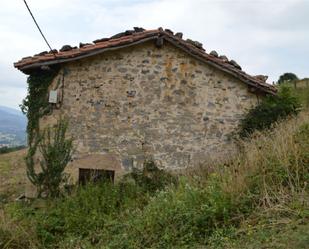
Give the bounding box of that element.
[49,90,58,103]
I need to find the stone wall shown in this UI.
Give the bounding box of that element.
[40,41,260,181]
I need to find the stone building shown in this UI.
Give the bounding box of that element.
[14,27,276,184]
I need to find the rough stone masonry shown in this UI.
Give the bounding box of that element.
[14,28,276,183]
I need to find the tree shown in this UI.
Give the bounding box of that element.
[277,73,298,84]
[26,118,73,198]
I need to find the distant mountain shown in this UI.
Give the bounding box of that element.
[0,106,27,147]
[0,106,24,116]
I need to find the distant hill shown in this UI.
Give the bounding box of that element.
[0,106,27,147]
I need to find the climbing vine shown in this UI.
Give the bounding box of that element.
[20,67,60,192]
[20,67,59,145]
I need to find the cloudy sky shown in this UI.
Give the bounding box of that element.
[1,0,308,109]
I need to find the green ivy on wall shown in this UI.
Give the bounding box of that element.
[20,67,59,145]
[20,67,60,191]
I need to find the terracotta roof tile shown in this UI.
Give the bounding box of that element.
[14,28,276,94]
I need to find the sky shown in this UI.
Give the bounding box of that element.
[0,0,308,109]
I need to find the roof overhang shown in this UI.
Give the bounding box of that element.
[14,28,277,95]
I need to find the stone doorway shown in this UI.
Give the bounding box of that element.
[78,168,115,185]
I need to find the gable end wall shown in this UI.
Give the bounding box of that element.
[39,41,259,181]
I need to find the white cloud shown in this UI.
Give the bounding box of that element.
[0,0,308,109]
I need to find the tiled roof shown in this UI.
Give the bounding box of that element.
[14,27,276,94]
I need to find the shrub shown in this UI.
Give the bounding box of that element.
[30,162,177,247]
[122,160,178,193]
[26,118,73,198]
[240,85,301,137]
[105,177,238,249]
[31,178,236,249]
[31,183,127,246]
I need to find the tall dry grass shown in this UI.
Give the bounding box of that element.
[222,111,309,209]
[186,111,309,213]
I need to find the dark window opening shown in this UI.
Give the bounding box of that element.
[79,168,115,185]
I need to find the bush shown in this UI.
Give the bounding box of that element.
[31,182,144,247]
[24,162,177,247]
[107,178,237,249]
[240,85,301,137]
[26,118,73,198]
[122,160,178,193]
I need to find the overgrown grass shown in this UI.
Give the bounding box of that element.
[0,208,39,249]
[1,112,308,249]
[225,112,309,207]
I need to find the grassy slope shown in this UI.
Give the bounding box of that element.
[0,149,27,203]
[213,110,309,249]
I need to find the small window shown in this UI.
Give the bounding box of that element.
[79,168,115,185]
